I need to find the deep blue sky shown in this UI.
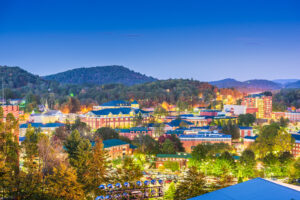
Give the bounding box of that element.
[0,0,299,81]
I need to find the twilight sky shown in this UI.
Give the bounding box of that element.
[0,0,299,81]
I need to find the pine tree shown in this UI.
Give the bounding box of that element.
[83,137,111,198]
[174,167,207,200]
[116,156,143,183]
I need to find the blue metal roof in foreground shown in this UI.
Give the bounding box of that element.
[188,178,300,200]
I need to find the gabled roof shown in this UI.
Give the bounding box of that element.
[188,178,300,200]
[19,123,65,129]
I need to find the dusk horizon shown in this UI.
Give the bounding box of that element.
[1,1,300,200]
[1,0,300,81]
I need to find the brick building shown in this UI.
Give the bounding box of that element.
[291,134,300,157]
[1,105,19,119]
[155,152,191,168]
[239,126,254,138]
[81,108,150,130]
[102,139,135,159]
[179,132,232,153]
[117,127,154,140]
[242,94,272,119]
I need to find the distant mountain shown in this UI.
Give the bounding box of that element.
[285,80,300,89]
[210,78,282,92]
[273,79,299,86]
[0,65,47,88]
[43,65,157,86]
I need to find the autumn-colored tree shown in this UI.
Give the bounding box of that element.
[83,137,111,198]
[46,163,84,200]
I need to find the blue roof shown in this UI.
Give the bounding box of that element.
[131,100,138,104]
[100,100,130,107]
[244,135,258,140]
[91,108,149,116]
[179,133,231,139]
[103,139,129,148]
[167,119,193,127]
[19,137,26,142]
[239,126,253,130]
[188,178,300,200]
[292,134,300,142]
[116,127,149,133]
[19,123,65,129]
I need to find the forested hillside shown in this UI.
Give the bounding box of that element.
[43,65,157,86]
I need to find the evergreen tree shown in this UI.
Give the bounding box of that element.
[116,156,143,182]
[174,167,206,200]
[83,138,111,198]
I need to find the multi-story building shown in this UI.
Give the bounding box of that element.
[116,127,154,140]
[1,104,20,119]
[100,139,135,159]
[93,100,139,110]
[224,105,246,116]
[239,126,254,138]
[242,94,272,119]
[155,152,191,168]
[81,107,150,130]
[179,132,232,153]
[29,110,66,123]
[19,122,65,137]
[291,134,300,157]
[285,112,300,122]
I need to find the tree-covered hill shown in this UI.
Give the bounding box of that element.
[0,65,48,89]
[210,78,282,92]
[43,65,157,86]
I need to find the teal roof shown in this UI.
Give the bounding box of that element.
[100,100,130,107]
[103,139,129,148]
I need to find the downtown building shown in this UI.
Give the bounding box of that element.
[242,94,272,119]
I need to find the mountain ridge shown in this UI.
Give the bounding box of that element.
[43,65,157,86]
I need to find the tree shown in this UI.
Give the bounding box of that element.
[238,114,256,126]
[154,105,169,118]
[222,120,240,139]
[164,161,180,172]
[191,144,212,161]
[64,130,91,181]
[46,163,84,200]
[174,167,206,200]
[94,127,119,140]
[164,182,176,200]
[83,138,111,198]
[133,135,159,154]
[21,126,44,198]
[238,149,256,180]
[161,139,176,154]
[116,156,143,182]
[279,117,289,127]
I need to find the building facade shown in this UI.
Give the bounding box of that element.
[81,108,150,130]
[117,127,154,140]
[179,132,232,153]
[155,152,191,168]
[242,94,272,119]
